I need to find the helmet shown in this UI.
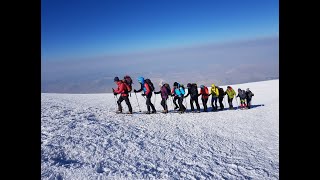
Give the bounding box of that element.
[137,77,144,83]
[200,85,205,89]
[114,77,119,82]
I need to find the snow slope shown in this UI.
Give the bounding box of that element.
[41,79,279,179]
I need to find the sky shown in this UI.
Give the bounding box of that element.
[41,0,279,93]
[42,0,278,61]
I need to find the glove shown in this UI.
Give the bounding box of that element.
[113,92,117,95]
[112,88,115,92]
[134,89,137,93]
[141,94,146,96]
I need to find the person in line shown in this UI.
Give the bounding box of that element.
[154,82,170,113]
[173,82,186,113]
[112,76,133,114]
[198,85,210,112]
[217,86,225,110]
[184,83,200,113]
[225,86,236,109]
[237,88,247,109]
[210,83,219,111]
[245,88,254,109]
[134,77,156,114]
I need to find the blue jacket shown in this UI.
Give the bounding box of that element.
[174,84,185,97]
[137,77,147,93]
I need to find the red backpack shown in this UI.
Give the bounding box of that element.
[123,75,133,92]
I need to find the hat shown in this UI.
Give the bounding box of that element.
[200,85,205,89]
[137,77,144,83]
[246,88,250,91]
[114,77,119,82]
[187,83,191,88]
[173,82,178,87]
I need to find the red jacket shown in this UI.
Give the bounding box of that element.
[199,87,209,99]
[114,81,128,96]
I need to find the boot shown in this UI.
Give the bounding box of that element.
[116,110,122,113]
[162,110,168,113]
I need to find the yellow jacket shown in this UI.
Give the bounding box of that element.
[225,87,236,98]
[210,84,219,97]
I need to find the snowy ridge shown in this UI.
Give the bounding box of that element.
[41,79,279,179]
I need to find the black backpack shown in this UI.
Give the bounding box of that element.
[164,83,171,95]
[218,88,224,97]
[246,90,254,98]
[190,83,198,95]
[145,79,155,92]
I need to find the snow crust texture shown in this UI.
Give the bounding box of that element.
[41,80,279,179]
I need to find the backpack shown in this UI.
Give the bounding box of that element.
[204,86,209,95]
[179,84,185,95]
[145,79,155,92]
[242,90,246,97]
[246,90,254,98]
[164,83,171,95]
[123,75,133,92]
[218,88,224,97]
[190,83,198,95]
[180,84,185,90]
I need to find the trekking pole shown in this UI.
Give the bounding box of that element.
[224,96,227,108]
[154,93,156,105]
[113,95,118,109]
[184,97,188,110]
[112,88,118,107]
[134,92,141,112]
[235,97,239,108]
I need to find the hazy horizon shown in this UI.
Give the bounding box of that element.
[41,36,278,93]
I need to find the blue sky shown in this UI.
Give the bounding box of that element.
[41,0,278,61]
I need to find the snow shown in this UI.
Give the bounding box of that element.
[41,79,279,179]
